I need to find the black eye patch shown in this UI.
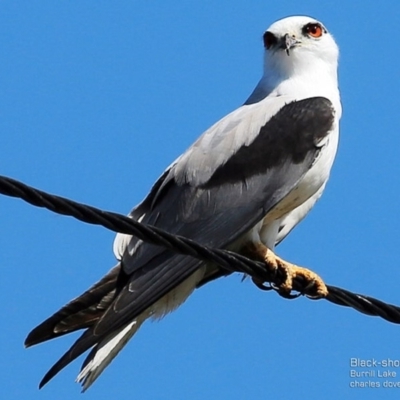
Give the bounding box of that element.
[263,31,277,49]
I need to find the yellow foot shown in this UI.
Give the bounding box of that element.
[241,242,328,299]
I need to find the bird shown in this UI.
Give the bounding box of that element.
[25,15,342,391]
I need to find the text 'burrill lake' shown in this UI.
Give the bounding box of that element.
[349,358,400,389]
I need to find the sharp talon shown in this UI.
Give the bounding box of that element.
[251,277,273,291]
[269,282,301,299]
[302,280,323,299]
[278,290,302,299]
[241,242,328,299]
[278,263,328,298]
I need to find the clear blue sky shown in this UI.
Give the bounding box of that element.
[1,2,400,399]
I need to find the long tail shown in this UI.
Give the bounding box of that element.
[26,262,209,390]
[25,264,141,390]
[25,265,120,347]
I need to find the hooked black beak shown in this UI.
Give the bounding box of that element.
[281,33,301,56]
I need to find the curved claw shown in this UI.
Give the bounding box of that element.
[270,283,302,299]
[251,277,273,291]
[303,280,327,299]
[241,241,328,299]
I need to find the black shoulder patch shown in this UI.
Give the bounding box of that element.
[204,97,335,187]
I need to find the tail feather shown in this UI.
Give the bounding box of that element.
[39,328,99,389]
[77,319,143,391]
[28,263,206,389]
[40,314,145,389]
[25,265,120,347]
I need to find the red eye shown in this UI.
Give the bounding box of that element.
[305,23,324,38]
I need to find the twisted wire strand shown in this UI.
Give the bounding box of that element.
[1,174,400,324]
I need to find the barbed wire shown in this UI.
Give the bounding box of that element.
[1,174,400,324]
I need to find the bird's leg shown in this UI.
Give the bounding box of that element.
[240,242,328,298]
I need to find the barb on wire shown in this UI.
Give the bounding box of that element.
[1,174,400,324]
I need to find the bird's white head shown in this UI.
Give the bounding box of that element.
[261,16,339,96]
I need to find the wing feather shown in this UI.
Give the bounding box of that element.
[95,97,335,335]
[30,97,336,385]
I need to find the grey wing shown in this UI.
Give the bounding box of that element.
[39,96,336,382]
[98,96,336,333]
